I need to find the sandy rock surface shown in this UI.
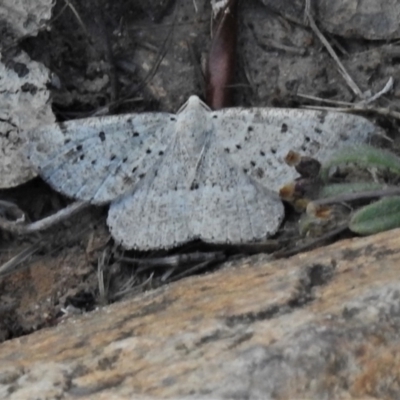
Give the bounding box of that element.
[1,229,400,399]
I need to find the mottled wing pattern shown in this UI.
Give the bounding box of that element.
[26,95,380,251]
[108,130,284,250]
[188,138,284,245]
[108,132,195,250]
[213,108,379,191]
[26,113,175,204]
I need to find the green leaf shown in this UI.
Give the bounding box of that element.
[319,145,400,182]
[349,196,400,235]
[319,182,390,198]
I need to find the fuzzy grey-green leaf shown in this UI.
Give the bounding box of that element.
[349,196,400,235]
[320,145,400,182]
[319,182,392,198]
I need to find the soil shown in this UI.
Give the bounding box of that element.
[1,0,400,343]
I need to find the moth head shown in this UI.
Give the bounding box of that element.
[177,95,211,114]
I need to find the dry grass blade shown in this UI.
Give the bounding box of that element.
[0,201,89,235]
[305,6,363,98]
[165,255,226,282]
[63,0,90,38]
[97,249,109,305]
[273,225,348,259]
[112,273,154,300]
[0,241,43,278]
[118,251,225,272]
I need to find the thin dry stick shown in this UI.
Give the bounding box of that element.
[0,201,89,235]
[299,76,393,107]
[0,241,43,278]
[63,0,90,38]
[0,206,104,280]
[309,187,400,209]
[361,76,393,105]
[298,93,355,106]
[305,4,363,98]
[97,248,111,305]
[118,251,225,270]
[298,89,400,124]
[273,225,348,259]
[112,273,154,300]
[302,103,400,122]
[165,255,226,282]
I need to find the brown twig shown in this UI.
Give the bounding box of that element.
[0,201,89,235]
[206,0,238,109]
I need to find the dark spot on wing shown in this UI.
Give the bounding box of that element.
[314,128,322,134]
[79,154,85,160]
[110,154,116,161]
[76,145,83,151]
[158,150,164,156]
[260,150,265,156]
[247,126,253,132]
[305,136,310,142]
[122,157,128,163]
[190,182,199,190]
[224,148,230,153]
[256,168,264,178]
[154,170,158,177]
[132,166,137,173]
[64,138,71,145]
[174,185,178,191]
[139,173,146,179]
[271,148,277,154]
[99,131,106,141]
[244,136,249,141]
[212,115,218,119]
[243,168,248,174]
[133,132,139,137]
[236,144,242,150]
[250,161,256,167]
[170,117,176,121]
[123,175,134,185]
[281,123,288,133]
[91,160,97,165]
[146,149,152,154]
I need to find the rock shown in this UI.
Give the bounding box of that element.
[0,0,53,42]
[1,229,400,399]
[260,0,400,40]
[0,0,55,188]
[0,51,54,188]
